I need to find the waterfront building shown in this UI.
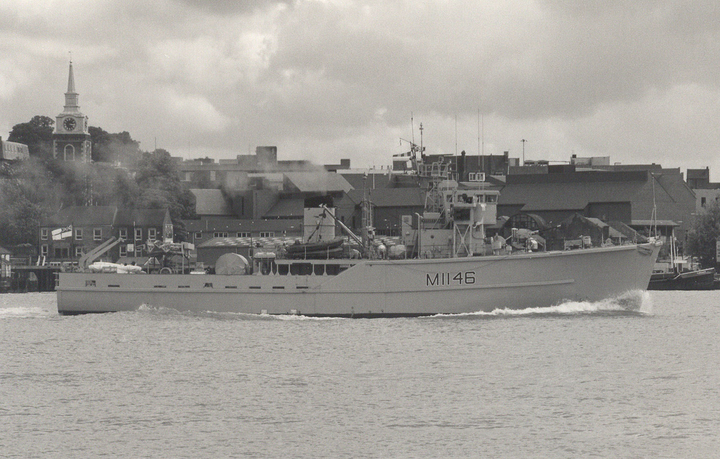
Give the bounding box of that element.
[0,137,29,161]
[498,164,695,243]
[0,246,11,291]
[687,167,720,214]
[39,206,172,265]
[182,170,352,246]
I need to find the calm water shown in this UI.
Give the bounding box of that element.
[1,291,719,458]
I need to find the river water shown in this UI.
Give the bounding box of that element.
[1,291,719,458]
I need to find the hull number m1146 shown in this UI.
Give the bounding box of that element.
[426,271,476,287]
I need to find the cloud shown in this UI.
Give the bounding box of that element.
[162,89,234,132]
[173,0,292,15]
[1,0,720,173]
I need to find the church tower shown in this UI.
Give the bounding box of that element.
[53,61,91,162]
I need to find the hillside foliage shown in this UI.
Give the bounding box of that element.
[685,201,720,268]
[1,116,196,248]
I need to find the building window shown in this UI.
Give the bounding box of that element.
[75,228,83,240]
[148,228,157,241]
[63,144,75,161]
[54,247,70,259]
[135,228,142,240]
[194,232,202,239]
[259,232,275,238]
[93,228,102,241]
[41,245,48,257]
[119,245,127,257]
[41,228,49,240]
[75,246,84,257]
[237,232,250,237]
[213,232,229,238]
[119,228,128,240]
[135,245,143,257]
[701,197,707,207]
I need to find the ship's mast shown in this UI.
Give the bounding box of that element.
[360,174,374,256]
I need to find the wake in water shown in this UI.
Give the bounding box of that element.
[99,290,654,321]
[136,304,341,321]
[0,306,55,319]
[0,293,58,319]
[431,290,653,319]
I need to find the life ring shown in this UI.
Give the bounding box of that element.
[159,267,172,274]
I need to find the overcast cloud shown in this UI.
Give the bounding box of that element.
[1,0,719,173]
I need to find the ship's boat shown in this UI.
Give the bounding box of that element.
[285,237,344,254]
[285,237,345,259]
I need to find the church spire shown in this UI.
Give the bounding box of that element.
[63,60,79,113]
[67,60,76,93]
[53,59,91,163]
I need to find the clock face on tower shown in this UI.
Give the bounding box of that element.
[63,118,77,132]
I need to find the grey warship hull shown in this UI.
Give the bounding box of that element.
[57,243,660,317]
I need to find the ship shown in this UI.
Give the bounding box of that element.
[56,151,661,317]
[647,236,716,290]
[648,266,716,290]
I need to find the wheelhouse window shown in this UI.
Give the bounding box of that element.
[237,232,250,237]
[259,231,275,238]
[194,231,202,239]
[214,232,229,238]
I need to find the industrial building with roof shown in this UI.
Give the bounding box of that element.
[498,165,695,242]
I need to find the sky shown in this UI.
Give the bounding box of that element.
[1,0,719,174]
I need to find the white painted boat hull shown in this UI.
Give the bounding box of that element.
[56,243,660,317]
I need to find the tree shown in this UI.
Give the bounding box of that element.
[46,160,92,207]
[7,115,55,160]
[135,149,196,222]
[1,125,198,246]
[685,201,720,268]
[90,127,141,165]
[0,159,48,246]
